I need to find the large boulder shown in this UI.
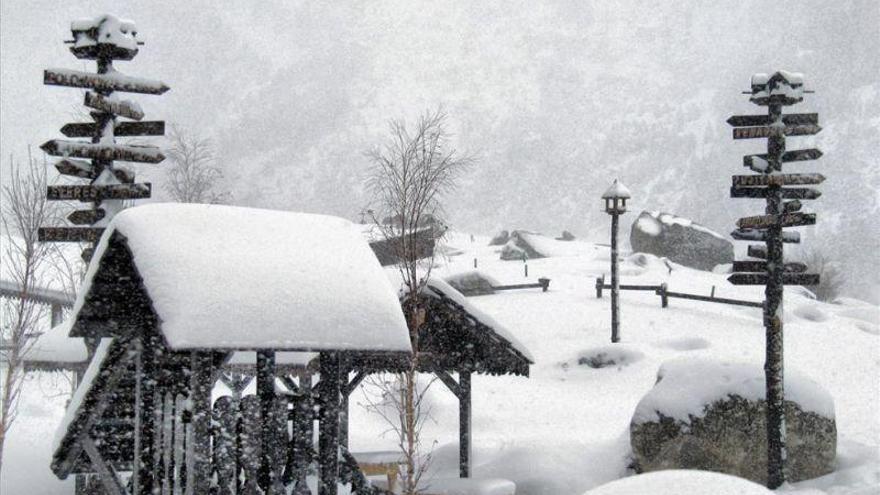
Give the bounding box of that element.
[444,271,499,296]
[630,211,733,271]
[489,230,510,246]
[630,358,836,485]
[499,230,546,260]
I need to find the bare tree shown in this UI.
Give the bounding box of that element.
[0,150,59,475]
[164,125,230,204]
[364,109,471,494]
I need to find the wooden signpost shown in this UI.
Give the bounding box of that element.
[38,15,168,265]
[726,70,822,489]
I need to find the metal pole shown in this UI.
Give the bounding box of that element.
[610,210,620,343]
[764,102,786,489]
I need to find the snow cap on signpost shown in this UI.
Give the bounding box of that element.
[602,179,631,214]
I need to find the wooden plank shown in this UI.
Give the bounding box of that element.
[41,139,164,163]
[39,227,103,243]
[727,113,818,127]
[45,68,170,95]
[730,186,821,200]
[188,353,214,493]
[55,159,95,179]
[47,183,151,201]
[84,92,145,120]
[68,209,105,225]
[662,289,763,308]
[748,244,767,259]
[733,124,821,139]
[731,229,801,243]
[743,149,823,170]
[735,213,816,229]
[728,273,820,285]
[61,120,165,137]
[81,436,127,495]
[318,352,341,495]
[459,371,472,478]
[257,351,277,493]
[783,200,802,213]
[732,173,825,187]
[732,261,808,273]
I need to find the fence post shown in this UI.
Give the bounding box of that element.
[538,278,550,292]
[658,283,669,308]
[595,276,604,298]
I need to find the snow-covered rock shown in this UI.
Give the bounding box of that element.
[488,230,510,246]
[630,211,733,271]
[444,270,500,296]
[583,469,772,495]
[500,230,545,260]
[630,358,837,484]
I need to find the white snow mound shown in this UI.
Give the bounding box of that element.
[583,469,772,495]
[632,358,835,425]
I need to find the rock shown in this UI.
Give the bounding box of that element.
[630,211,733,271]
[489,230,510,246]
[444,271,499,296]
[556,230,576,241]
[499,230,546,260]
[577,345,645,369]
[630,359,836,484]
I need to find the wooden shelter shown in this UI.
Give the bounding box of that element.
[50,203,413,495]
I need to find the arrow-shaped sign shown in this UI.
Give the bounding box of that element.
[733,124,822,139]
[743,149,823,171]
[727,113,818,127]
[44,68,169,95]
[41,140,164,164]
[747,245,767,259]
[38,227,104,243]
[783,200,802,213]
[730,186,821,200]
[728,273,820,286]
[46,183,151,202]
[732,174,825,187]
[732,261,808,273]
[55,159,94,179]
[67,209,106,225]
[61,121,164,138]
[84,92,145,121]
[736,213,817,230]
[731,229,801,243]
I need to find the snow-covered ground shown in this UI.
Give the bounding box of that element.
[2,231,878,494]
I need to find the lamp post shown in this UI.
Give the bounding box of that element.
[602,179,631,343]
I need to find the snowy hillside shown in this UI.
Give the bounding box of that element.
[3,230,877,494]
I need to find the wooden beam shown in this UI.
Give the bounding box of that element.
[257,351,277,493]
[318,353,341,495]
[459,371,472,478]
[81,436,127,495]
[133,335,159,495]
[291,373,313,495]
[187,352,214,492]
[434,370,463,399]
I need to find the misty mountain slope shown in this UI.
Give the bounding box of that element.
[204,1,879,298]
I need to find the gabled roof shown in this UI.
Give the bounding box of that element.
[601,179,631,199]
[70,203,412,353]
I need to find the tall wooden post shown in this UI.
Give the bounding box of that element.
[188,352,214,492]
[602,179,630,343]
[133,336,157,495]
[257,351,277,493]
[459,371,472,478]
[727,71,823,488]
[609,211,620,343]
[318,352,341,495]
[292,372,314,495]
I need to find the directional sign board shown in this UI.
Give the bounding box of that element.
[747,245,768,259]
[46,183,151,201]
[38,227,104,243]
[783,200,803,213]
[61,121,164,138]
[736,213,816,230]
[731,229,801,243]
[743,149,823,170]
[44,69,169,95]
[732,261,808,273]
[84,92,145,120]
[733,124,822,140]
[67,209,106,225]
[41,140,164,163]
[728,273,820,286]
[732,174,825,187]
[730,186,821,200]
[55,159,94,179]
[727,113,818,127]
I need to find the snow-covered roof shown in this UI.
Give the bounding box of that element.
[72,203,412,353]
[423,277,534,362]
[52,338,113,454]
[601,179,631,199]
[24,320,88,367]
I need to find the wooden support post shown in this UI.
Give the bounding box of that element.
[134,335,158,495]
[610,210,621,342]
[318,352,342,495]
[292,372,313,495]
[595,276,604,298]
[188,352,214,493]
[459,371,472,478]
[339,370,366,450]
[257,350,277,493]
[658,283,668,308]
